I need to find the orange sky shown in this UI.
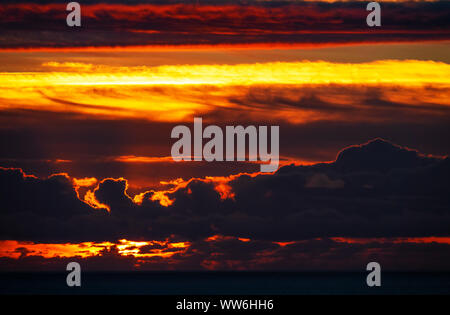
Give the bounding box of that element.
[1,59,449,125]
[1,2,450,271]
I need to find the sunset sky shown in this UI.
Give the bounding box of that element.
[0,0,449,271]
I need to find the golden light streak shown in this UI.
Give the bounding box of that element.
[114,156,175,163]
[2,40,449,53]
[3,60,449,87]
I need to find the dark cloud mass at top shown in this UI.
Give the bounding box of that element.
[1,1,449,48]
[0,139,449,243]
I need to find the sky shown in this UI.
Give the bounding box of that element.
[0,0,449,271]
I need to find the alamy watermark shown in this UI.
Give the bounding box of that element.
[66,262,81,287]
[366,262,381,287]
[171,118,279,173]
[366,2,381,27]
[66,2,381,28]
[66,2,81,27]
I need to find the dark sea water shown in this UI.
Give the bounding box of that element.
[0,272,449,295]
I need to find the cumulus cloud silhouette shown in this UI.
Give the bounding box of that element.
[0,139,449,245]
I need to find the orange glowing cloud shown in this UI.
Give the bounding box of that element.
[0,239,190,259]
[205,235,251,243]
[115,239,190,258]
[2,236,448,261]
[84,190,111,212]
[148,172,268,206]
[0,240,112,259]
[0,60,448,124]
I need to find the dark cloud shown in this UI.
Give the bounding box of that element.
[0,138,449,244]
[1,1,449,48]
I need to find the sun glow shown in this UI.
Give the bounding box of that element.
[0,60,448,123]
[3,60,449,87]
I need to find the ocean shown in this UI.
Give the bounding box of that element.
[1,271,449,295]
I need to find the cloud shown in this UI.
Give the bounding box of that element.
[1,1,449,49]
[2,237,450,272]
[2,61,449,126]
[1,136,450,272]
[0,138,449,245]
[334,138,435,172]
[304,173,345,188]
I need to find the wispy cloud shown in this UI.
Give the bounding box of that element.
[1,1,449,49]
